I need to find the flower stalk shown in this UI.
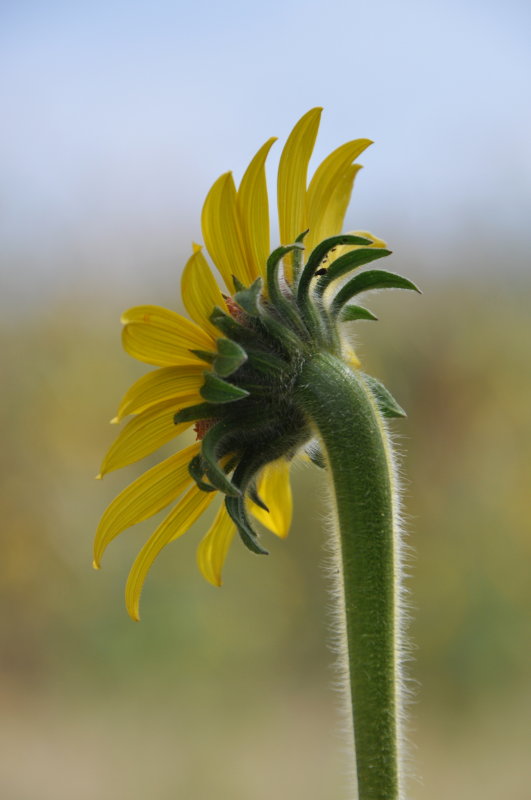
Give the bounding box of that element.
[296,352,402,800]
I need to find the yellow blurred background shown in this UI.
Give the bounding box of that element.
[2,2,530,798]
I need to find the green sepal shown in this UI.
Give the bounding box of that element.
[213,338,248,377]
[297,234,373,301]
[209,306,264,349]
[248,483,270,512]
[340,305,378,322]
[316,248,392,295]
[331,270,421,315]
[292,229,309,280]
[189,349,216,364]
[232,275,246,293]
[233,278,263,316]
[174,402,220,425]
[306,440,326,469]
[266,242,304,291]
[266,243,306,334]
[200,372,250,404]
[225,496,269,555]
[188,454,217,493]
[210,306,240,336]
[201,422,241,497]
[362,373,407,419]
[296,234,372,340]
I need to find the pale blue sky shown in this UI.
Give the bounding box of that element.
[1,0,530,302]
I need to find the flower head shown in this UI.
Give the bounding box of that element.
[95,108,418,619]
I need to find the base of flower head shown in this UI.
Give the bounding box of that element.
[174,233,419,554]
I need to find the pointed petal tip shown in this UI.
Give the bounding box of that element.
[95,473,103,480]
[110,416,120,424]
[192,242,202,253]
[126,592,141,621]
[92,558,101,570]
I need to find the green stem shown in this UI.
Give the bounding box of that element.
[295,351,403,800]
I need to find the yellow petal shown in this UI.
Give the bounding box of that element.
[126,485,216,621]
[277,108,322,261]
[310,163,362,250]
[114,365,205,422]
[94,441,200,567]
[196,503,236,587]
[237,137,277,281]
[248,458,293,538]
[201,172,251,290]
[349,230,387,249]
[343,344,361,369]
[122,305,214,367]
[306,139,372,253]
[99,401,196,477]
[181,245,229,338]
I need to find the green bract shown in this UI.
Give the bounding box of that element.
[181,234,419,554]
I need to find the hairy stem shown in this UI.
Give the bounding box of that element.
[295,351,404,800]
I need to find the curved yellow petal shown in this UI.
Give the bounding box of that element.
[125,485,216,620]
[309,163,362,251]
[350,230,388,249]
[99,401,196,477]
[94,441,200,567]
[122,305,214,367]
[277,108,322,283]
[277,108,322,254]
[114,365,205,422]
[306,139,372,253]
[237,137,277,281]
[196,503,236,587]
[343,344,361,369]
[201,172,251,290]
[248,458,292,538]
[181,245,228,338]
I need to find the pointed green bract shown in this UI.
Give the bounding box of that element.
[213,338,248,377]
[233,278,263,316]
[291,229,309,281]
[201,422,241,497]
[362,373,407,419]
[340,305,378,322]
[266,243,307,334]
[297,233,373,303]
[316,247,392,295]
[173,402,220,425]
[247,483,270,512]
[331,269,421,315]
[209,306,264,349]
[189,349,216,363]
[188,454,217,492]
[200,372,250,404]
[225,495,269,555]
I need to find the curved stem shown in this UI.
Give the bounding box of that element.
[295,351,403,800]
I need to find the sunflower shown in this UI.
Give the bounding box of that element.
[95,108,412,620]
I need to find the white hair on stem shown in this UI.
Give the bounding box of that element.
[319,413,417,799]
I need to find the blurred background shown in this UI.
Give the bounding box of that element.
[1,1,530,798]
